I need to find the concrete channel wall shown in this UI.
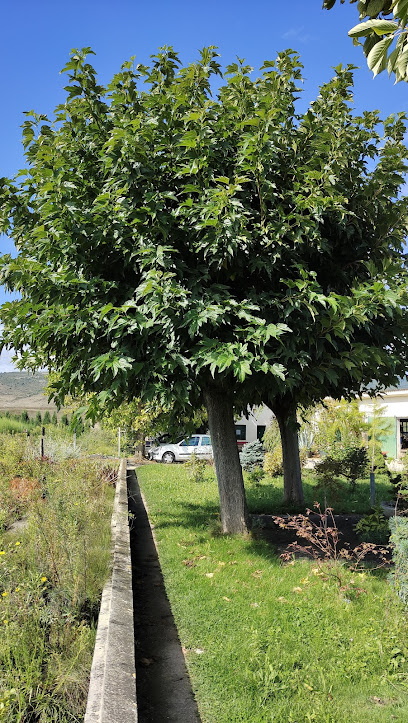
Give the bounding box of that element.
[85,458,137,723]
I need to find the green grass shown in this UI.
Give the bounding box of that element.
[0,416,39,434]
[245,469,392,515]
[137,463,408,723]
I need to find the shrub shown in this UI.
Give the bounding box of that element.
[246,467,265,486]
[314,399,366,454]
[240,439,264,472]
[355,508,389,544]
[387,471,408,510]
[389,517,408,605]
[368,448,389,474]
[315,444,368,491]
[263,420,281,453]
[263,447,283,477]
[184,453,208,484]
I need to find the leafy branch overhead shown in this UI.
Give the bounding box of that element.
[324,0,408,80]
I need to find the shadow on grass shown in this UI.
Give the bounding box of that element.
[151,499,220,532]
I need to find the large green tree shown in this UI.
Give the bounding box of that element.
[324,0,408,81]
[1,47,407,526]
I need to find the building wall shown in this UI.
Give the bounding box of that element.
[359,393,408,459]
[234,406,274,444]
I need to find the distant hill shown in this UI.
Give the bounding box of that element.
[0,372,58,414]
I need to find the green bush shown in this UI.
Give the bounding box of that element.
[240,439,264,472]
[262,420,281,452]
[184,453,208,484]
[246,467,265,486]
[368,448,389,474]
[389,517,408,605]
[263,447,283,477]
[355,508,389,544]
[314,399,366,454]
[316,444,368,491]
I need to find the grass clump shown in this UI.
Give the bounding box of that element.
[137,463,408,723]
[0,437,115,722]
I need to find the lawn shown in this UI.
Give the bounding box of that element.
[137,463,408,723]
[245,469,391,516]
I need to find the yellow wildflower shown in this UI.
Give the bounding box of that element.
[3,620,8,625]
[15,541,21,546]
[2,592,8,597]
[41,576,47,583]
[0,551,5,556]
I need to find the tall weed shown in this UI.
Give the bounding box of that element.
[0,449,115,721]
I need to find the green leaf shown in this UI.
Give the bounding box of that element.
[348,19,398,37]
[366,0,387,17]
[395,45,408,78]
[366,36,393,75]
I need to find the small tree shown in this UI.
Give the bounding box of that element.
[51,411,58,425]
[35,411,42,425]
[315,444,368,492]
[239,439,264,472]
[314,399,367,455]
[60,414,69,427]
[366,399,393,470]
[20,410,29,423]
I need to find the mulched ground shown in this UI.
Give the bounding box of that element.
[251,512,392,563]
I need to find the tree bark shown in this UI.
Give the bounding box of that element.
[204,386,250,535]
[272,399,304,506]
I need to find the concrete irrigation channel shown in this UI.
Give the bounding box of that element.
[85,459,200,723]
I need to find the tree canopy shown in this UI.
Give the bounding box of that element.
[1,47,407,526]
[324,0,408,81]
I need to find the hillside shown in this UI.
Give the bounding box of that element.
[0,372,58,413]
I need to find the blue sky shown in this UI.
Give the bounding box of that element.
[0,0,407,369]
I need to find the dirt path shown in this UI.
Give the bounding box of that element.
[127,466,201,723]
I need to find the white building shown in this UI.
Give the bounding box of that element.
[234,406,275,447]
[359,381,408,459]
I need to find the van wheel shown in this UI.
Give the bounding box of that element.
[162,451,175,464]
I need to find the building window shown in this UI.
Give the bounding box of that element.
[257,425,266,441]
[235,425,246,440]
[400,419,408,453]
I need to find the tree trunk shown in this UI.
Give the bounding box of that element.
[204,386,250,535]
[272,400,304,506]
